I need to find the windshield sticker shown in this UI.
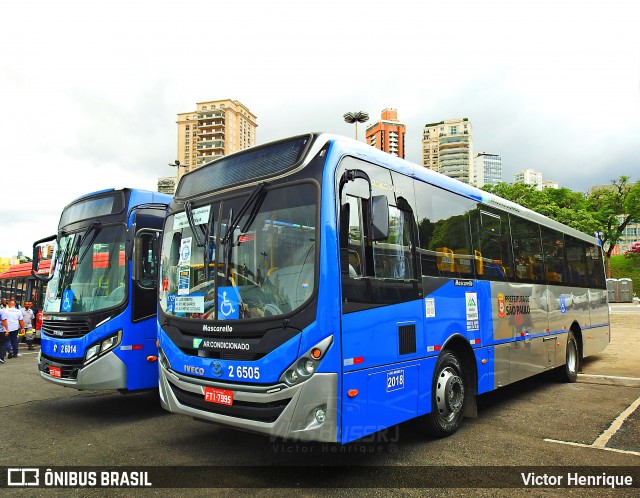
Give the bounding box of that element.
[466,292,479,331]
[173,206,211,230]
[174,295,204,314]
[218,286,240,320]
[166,294,176,313]
[178,237,192,265]
[61,289,74,312]
[178,265,190,295]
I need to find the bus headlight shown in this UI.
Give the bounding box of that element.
[280,335,333,387]
[84,330,122,365]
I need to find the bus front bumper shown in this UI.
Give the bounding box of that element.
[159,366,338,443]
[38,351,127,391]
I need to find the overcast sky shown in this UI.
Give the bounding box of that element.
[1,0,638,258]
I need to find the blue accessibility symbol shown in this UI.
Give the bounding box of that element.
[61,289,74,312]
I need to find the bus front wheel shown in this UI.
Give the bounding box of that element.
[416,350,465,438]
[558,331,579,383]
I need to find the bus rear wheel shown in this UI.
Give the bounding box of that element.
[416,350,465,438]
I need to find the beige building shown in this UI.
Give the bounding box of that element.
[422,118,474,184]
[159,99,257,193]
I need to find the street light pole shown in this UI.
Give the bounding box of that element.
[168,160,186,192]
[343,111,369,141]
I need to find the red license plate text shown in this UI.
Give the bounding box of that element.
[203,387,233,406]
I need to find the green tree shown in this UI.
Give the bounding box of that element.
[482,183,598,233]
[587,176,640,276]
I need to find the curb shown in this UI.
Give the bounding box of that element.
[577,373,640,388]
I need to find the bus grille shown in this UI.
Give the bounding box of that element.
[38,353,84,380]
[169,383,291,423]
[42,319,91,338]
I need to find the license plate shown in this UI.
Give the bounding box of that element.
[203,387,233,406]
[49,366,62,378]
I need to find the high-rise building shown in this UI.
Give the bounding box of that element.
[365,108,406,158]
[473,153,503,188]
[514,169,543,190]
[158,99,257,193]
[422,118,473,184]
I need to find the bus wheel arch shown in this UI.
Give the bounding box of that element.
[415,335,477,437]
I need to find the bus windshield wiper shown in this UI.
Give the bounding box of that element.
[185,201,206,246]
[221,182,267,245]
[77,221,102,265]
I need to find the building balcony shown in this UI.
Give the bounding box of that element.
[198,120,225,129]
[197,140,225,150]
[197,153,224,164]
[439,136,469,146]
[198,112,224,120]
[198,129,225,139]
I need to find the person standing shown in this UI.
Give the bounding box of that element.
[4,299,24,359]
[21,301,36,350]
[0,297,7,308]
[0,306,8,363]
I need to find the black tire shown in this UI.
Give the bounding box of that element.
[415,350,466,437]
[559,331,579,383]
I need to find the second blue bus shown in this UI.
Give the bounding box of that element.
[33,188,171,391]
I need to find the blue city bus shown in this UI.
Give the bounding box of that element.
[33,188,171,391]
[157,134,609,443]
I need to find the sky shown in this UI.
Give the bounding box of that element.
[1,0,639,258]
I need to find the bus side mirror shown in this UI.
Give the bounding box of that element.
[32,234,57,282]
[370,195,389,241]
[133,229,161,288]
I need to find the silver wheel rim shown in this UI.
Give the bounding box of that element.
[436,366,464,421]
[567,339,577,374]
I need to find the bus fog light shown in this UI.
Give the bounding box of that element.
[286,370,299,384]
[85,344,100,362]
[315,408,326,423]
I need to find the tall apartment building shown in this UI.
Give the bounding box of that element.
[514,168,543,190]
[159,99,257,193]
[422,118,473,184]
[473,152,503,188]
[365,108,406,158]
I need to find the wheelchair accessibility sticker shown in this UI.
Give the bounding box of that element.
[61,289,74,312]
[218,286,240,320]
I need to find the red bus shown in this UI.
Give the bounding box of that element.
[0,259,51,337]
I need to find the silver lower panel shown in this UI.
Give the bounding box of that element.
[38,351,127,390]
[159,367,338,443]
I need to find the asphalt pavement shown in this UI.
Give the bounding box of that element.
[580,302,640,385]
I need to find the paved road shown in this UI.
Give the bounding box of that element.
[1,308,638,496]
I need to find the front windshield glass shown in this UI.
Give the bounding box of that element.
[43,225,127,313]
[160,183,317,321]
